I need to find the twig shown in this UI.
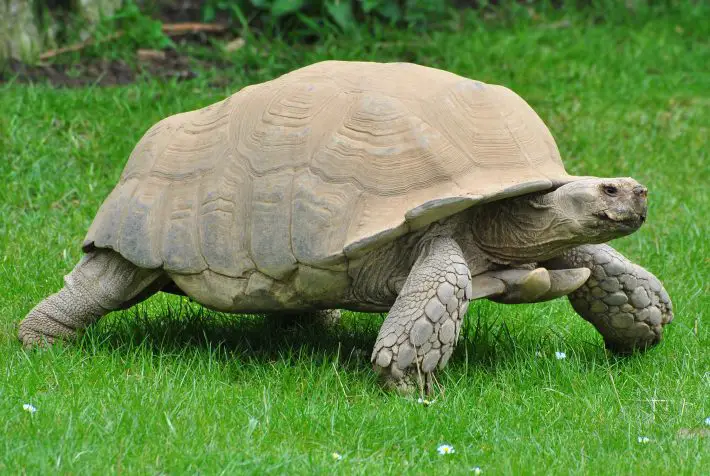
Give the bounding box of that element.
[38,23,229,61]
[162,23,228,35]
[39,32,123,61]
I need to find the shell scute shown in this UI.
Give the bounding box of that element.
[290,171,360,269]
[162,182,206,272]
[199,149,254,277]
[117,177,166,268]
[309,93,464,196]
[249,174,298,279]
[233,80,339,175]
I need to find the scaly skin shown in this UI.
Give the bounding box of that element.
[18,250,163,346]
[543,244,673,353]
[371,237,472,394]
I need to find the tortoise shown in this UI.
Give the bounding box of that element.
[19,61,673,393]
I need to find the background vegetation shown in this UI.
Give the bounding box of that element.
[1,0,708,474]
[3,1,703,61]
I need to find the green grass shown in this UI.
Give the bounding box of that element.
[1,4,709,474]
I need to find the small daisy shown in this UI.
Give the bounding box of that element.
[555,351,567,360]
[22,404,37,414]
[471,466,483,474]
[331,452,343,461]
[437,444,455,455]
[637,436,650,444]
[704,417,710,426]
[417,397,434,406]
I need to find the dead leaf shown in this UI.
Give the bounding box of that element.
[225,38,246,53]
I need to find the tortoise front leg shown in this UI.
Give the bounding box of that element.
[543,244,673,353]
[371,237,472,395]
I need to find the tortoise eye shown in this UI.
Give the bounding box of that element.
[603,185,618,196]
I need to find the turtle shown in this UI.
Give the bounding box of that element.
[19,61,673,393]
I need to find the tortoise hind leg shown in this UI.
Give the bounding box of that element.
[543,244,673,354]
[264,309,342,329]
[18,249,165,346]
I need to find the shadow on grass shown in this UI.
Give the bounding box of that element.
[80,298,382,371]
[72,295,625,375]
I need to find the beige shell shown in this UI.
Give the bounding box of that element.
[84,61,578,279]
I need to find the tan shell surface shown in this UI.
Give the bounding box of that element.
[84,61,577,278]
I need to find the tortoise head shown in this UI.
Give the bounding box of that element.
[552,177,648,241]
[467,177,649,264]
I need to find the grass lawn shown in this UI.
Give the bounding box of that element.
[1,4,708,474]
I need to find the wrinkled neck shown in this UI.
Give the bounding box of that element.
[467,192,582,263]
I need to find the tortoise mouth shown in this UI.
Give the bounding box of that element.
[596,210,644,231]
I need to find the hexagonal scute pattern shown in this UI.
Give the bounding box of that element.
[554,244,673,353]
[371,237,472,392]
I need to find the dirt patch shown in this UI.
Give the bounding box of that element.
[1,49,200,87]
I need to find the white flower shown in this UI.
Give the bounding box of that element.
[417,397,435,406]
[331,452,343,461]
[22,404,37,414]
[637,436,650,444]
[704,417,710,426]
[437,444,455,455]
[555,351,567,360]
[471,467,483,474]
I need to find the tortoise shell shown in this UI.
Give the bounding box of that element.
[83,61,578,280]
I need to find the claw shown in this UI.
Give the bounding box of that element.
[471,267,591,304]
[543,268,592,301]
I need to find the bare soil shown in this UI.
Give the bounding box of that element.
[0,48,202,87]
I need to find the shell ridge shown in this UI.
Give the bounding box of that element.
[501,107,536,170]
[286,173,297,265]
[420,94,482,170]
[158,180,174,267]
[394,98,474,191]
[305,91,356,167]
[307,92,459,196]
[113,175,142,256]
[195,170,212,272]
[119,115,186,185]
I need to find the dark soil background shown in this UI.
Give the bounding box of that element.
[1,50,199,87]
